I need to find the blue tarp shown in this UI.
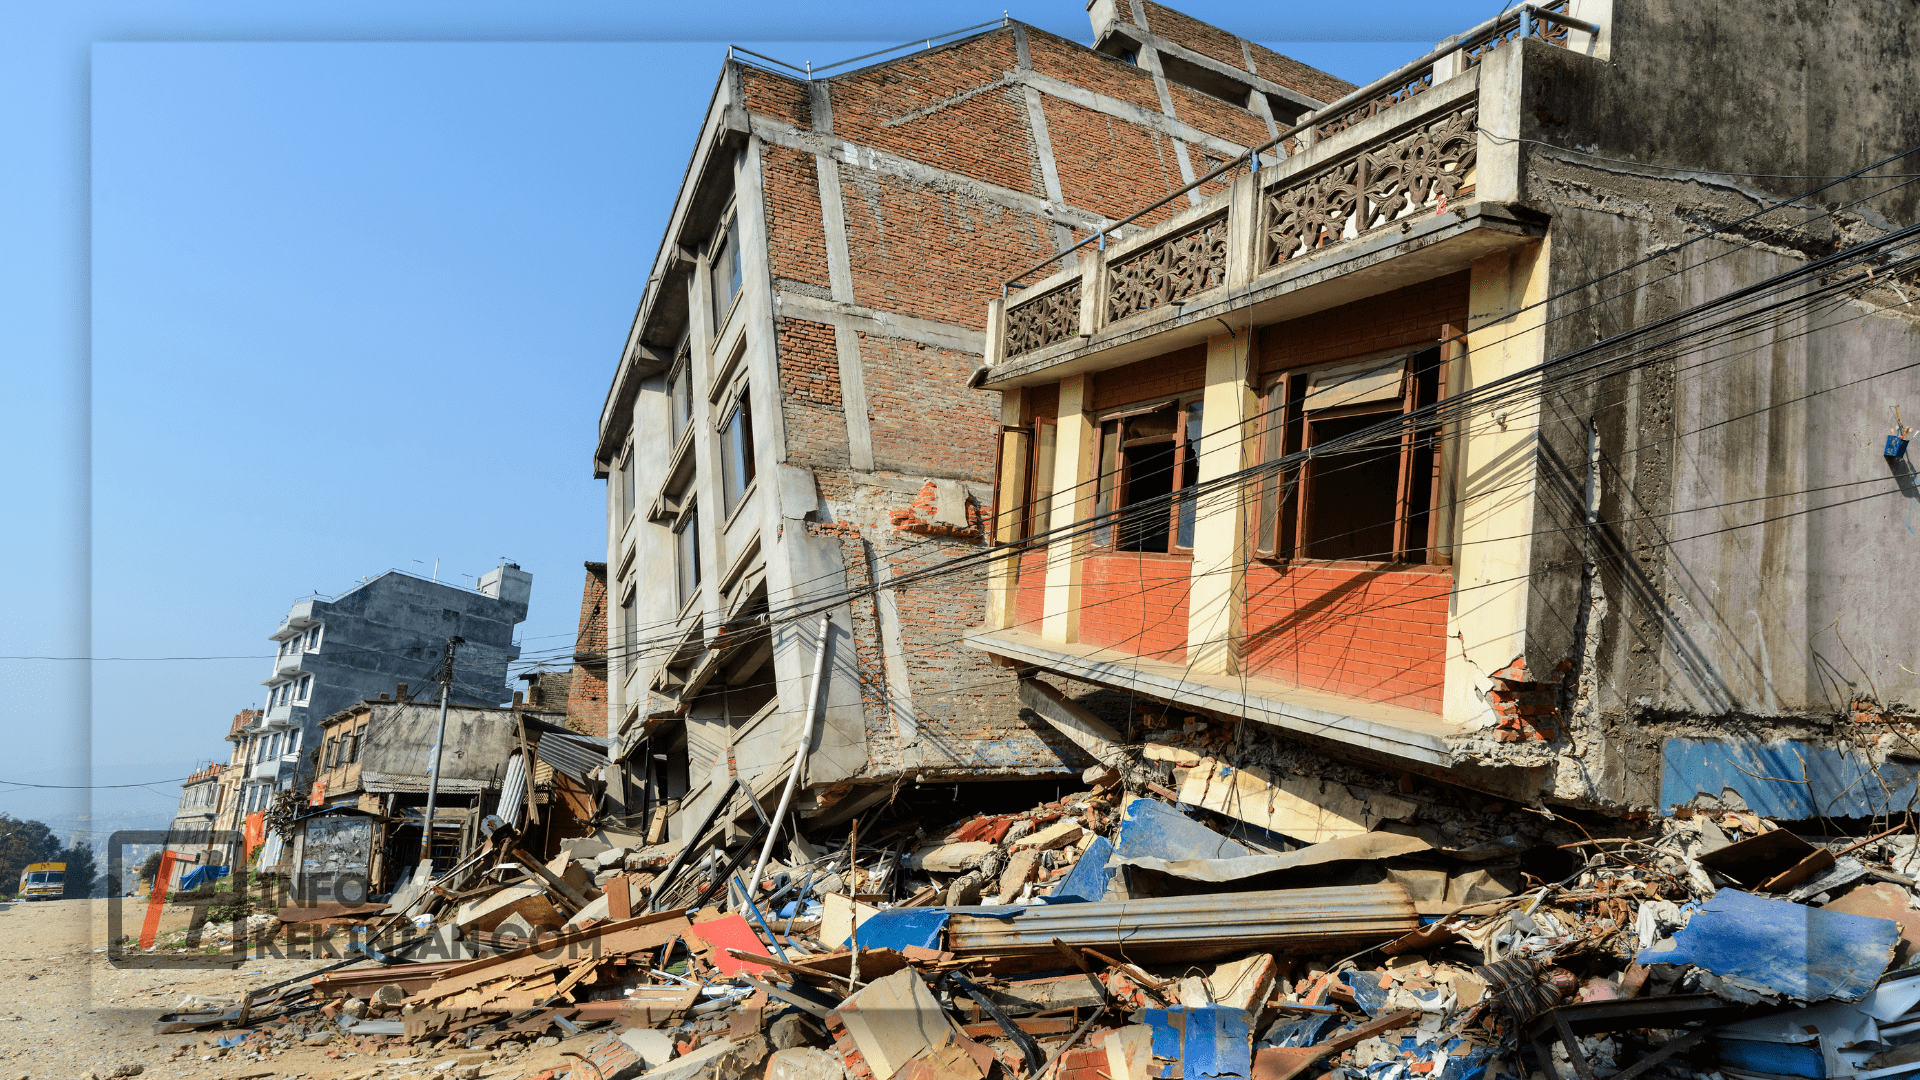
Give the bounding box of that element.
[1637,888,1901,1002]
[1114,798,1252,863]
[845,908,949,952]
[1661,738,1920,819]
[1044,836,1114,903]
[177,865,230,891]
[1141,1006,1252,1080]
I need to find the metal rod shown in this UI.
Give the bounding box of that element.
[416,636,463,881]
[744,613,832,909]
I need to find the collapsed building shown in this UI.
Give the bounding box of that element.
[591,3,1356,837]
[971,0,1920,820]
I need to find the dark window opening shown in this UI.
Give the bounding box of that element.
[720,390,756,518]
[1257,341,1452,565]
[1094,400,1203,554]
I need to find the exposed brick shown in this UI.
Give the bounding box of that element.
[1241,562,1449,713]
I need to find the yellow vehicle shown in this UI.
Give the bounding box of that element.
[18,862,65,901]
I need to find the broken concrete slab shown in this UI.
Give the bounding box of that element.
[1173,755,1416,845]
[909,842,996,873]
[619,1027,676,1069]
[831,968,958,1080]
[766,1048,845,1080]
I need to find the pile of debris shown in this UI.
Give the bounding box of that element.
[154,736,1920,1080]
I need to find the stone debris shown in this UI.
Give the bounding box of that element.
[133,716,1920,1080]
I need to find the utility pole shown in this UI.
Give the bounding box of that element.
[417,635,463,881]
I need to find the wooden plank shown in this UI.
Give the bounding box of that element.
[418,909,691,998]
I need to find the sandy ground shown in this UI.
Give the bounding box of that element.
[0,898,605,1080]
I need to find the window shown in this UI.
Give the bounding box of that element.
[296,675,312,701]
[347,729,361,764]
[618,442,636,524]
[675,507,702,611]
[720,390,756,518]
[268,733,282,759]
[620,583,638,678]
[1255,343,1450,564]
[304,625,322,652]
[1025,420,1058,539]
[323,737,338,769]
[668,350,694,444]
[1092,399,1205,553]
[710,214,742,329]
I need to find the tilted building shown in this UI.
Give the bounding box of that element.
[591,4,1355,838]
[968,0,1920,819]
[233,565,532,815]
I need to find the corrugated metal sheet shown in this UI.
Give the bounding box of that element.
[1662,738,1920,820]
[945,883,1415,962]
[538,732,611,785]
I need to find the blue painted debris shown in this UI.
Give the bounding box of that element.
[1142,1005,1253,1080]
[176,865,229,891]
[1115,798,1252,863]
[844,908,949,952]
[1660,738,1920,820]
[1044,835,1114,903]
[1637,888,1900,1002]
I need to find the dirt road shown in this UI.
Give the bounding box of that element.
[0,898,598,1080]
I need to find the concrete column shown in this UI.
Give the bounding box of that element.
[1186,332,1255,675]
[986,388,1027,632]
[1444,238,1551,726]
[1042,374,1094,643]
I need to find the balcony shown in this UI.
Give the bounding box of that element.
[248,754,296,783]
[274,651,305,676]
[981,3,1589,388]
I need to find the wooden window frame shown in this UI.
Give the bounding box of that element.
[1091,395,1205,555]
[1255,327,1459,567]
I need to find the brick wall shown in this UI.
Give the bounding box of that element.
[762,144,831,291]
[1241,562,1449,713]
[1244,42,1355,106]
[1137,2,1357,105]
[740,68,811,129]
[1027,31,1164,113]
[838,162,1056,329]
[1138,2,1249,73]
[861,332,997,479]
[1091,342,1208,410]
[1257,272,1470,374]
[1042,97,1190,228]
[1014,548,1049,629]
[1078,552,1191,662]
[567,562,609,737]
[1165,80,1271,148]
[826,32,1042,199]
[778,318,851,470]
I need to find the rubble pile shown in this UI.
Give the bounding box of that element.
[151,727,1920,1080]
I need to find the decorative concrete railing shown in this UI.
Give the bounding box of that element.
[1003,279,1082,357]
[1106,212,1230,322]
[994,2,1593,363]
[1264,102,1478,269]
[1315,0,1569,140]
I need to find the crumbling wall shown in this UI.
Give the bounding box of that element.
[1450,14,1920,810]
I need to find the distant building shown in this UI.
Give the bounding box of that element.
[307,698,589,893]
[235,566,533,816]
[211,709,257,840]
[162,762,226,888]
[515,561,610,738]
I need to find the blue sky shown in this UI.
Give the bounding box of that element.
[0,0,1508,845]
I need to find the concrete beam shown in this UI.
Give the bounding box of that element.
[1017,677,1127,769]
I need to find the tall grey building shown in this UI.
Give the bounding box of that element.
[234,565,532,814]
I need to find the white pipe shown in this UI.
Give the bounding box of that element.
[744,613,832,908]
